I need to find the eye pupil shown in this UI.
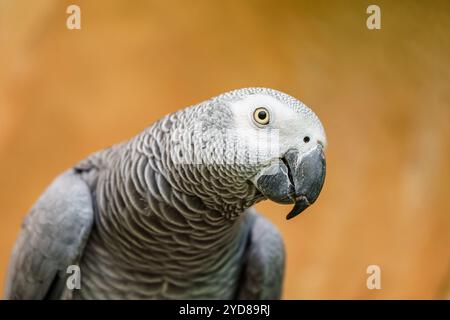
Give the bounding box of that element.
[303,136,310,143]
[257,111,267,120]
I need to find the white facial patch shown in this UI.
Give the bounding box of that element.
[228,93,326,161]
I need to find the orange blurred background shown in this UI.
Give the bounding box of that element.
[1,0,449,299]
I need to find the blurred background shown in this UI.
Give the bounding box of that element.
[1,0,449,299]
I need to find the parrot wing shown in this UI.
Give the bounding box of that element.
[237,209,286,299]
[4,169,94,299]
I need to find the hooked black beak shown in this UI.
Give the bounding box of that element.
[254,145,326,220]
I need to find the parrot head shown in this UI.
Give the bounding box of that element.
[168,87,326,219]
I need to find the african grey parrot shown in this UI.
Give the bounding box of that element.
[5,87,326,299]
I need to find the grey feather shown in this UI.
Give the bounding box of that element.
[5,170,94,299]
[237,209,285,299]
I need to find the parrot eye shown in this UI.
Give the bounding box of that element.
[253,107,270,125]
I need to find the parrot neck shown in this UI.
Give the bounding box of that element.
[88,140,255,275]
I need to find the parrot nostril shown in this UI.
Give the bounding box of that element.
[303,136,310,143]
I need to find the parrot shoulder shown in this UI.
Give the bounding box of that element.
[237,208,286,299]
[4,169,94,299]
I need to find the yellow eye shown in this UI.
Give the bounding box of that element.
[253,107,270,125]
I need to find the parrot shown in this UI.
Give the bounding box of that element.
[4,87,326,300]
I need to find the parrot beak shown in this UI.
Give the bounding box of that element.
[253,144,326,220]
